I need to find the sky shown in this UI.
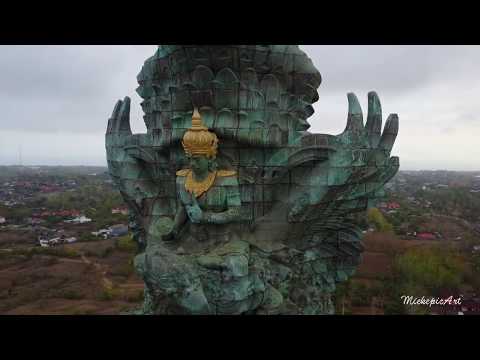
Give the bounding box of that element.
[0,45,479,171]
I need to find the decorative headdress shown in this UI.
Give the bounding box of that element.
[181,108,218,158]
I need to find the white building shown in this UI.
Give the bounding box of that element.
[64,215,92,224]
[92,229,111,239]
[39,236,77,247]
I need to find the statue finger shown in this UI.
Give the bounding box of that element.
[344,92,364,133]
[378,114,399,154]
[365,91,382,147]
[107,99,123,134]
[117,96,132,134]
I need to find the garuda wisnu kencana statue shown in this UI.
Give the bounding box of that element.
[106,45,399,315]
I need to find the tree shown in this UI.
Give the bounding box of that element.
[392,246,467,297]
[8,207,32,223]
[367,207,394,233]
[335,279,352,315]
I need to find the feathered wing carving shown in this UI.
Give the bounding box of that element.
[283,91,399,287]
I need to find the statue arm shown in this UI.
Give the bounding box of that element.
[203,206,242,224]
[171,203,187,237]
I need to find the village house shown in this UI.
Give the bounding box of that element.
[109,224,129,237]
[38,233,77,247]
[39,236,77,247]
[64,215,92,224]
[36,209,81,218]
[112,206,128,215]
[416,232,436,240]
[27,217,44,226]
[379,201,401,215]
[91,224,129,239]
[406,196,416,202]
[474,224,480,235]
[92,229,111,239]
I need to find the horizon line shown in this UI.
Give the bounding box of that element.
[1,164,480,172]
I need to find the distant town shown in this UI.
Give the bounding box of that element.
[0,166,129,248]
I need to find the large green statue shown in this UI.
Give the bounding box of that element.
[106,45,399,314]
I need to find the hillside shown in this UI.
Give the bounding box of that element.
[0,237,144,315]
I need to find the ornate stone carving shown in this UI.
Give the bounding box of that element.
[106,45,399,314]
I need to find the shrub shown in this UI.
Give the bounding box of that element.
[100,246,115,258]
[112,262,135,277]
[69,308,96,315]
[98,285,120,301]
[13,247,80,259]
[78,233,98,242]
[126,289,144,303]
[116,236,137,253]
[350,283,372,307]
[61,248,81,258]
[60,289,85,300]
[43,257,60,266]
[83,250,96,257]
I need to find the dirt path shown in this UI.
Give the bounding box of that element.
[118,282,144,290]
[2,243,137,293]
[79,254,113,289]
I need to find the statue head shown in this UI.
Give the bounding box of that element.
[182,108,219,176]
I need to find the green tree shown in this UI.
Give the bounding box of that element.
[392,246,467,296]
[8,207,32,223]
[335,279,352,315]
[367,207,394,233]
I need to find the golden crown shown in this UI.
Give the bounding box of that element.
[181,108,218,158]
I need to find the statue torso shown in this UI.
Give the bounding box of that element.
[176,169,240,212]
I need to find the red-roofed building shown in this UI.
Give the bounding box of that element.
[386,202,400,210]
[37,210,80,218]
[416,232,436,240]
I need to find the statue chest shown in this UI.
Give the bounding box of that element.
[178,181,228,212]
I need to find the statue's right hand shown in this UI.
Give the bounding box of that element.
[106,96,135,182]
[105,97,154,192]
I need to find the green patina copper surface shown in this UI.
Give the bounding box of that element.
[106,45,400,314]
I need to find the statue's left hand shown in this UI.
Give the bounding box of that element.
[322,91,400,192]
[287,92,399,222]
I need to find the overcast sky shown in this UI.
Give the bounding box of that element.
[0,45,479,170]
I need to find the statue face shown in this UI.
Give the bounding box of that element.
[190,155,209,175]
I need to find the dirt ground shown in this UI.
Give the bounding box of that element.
[0,236,144,315]
[0,221,474,315]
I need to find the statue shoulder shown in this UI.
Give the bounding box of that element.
[216,170,239,187]
[176,169,191,176]
[217,170,237,177]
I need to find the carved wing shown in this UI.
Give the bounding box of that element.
[283,92,399,283]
